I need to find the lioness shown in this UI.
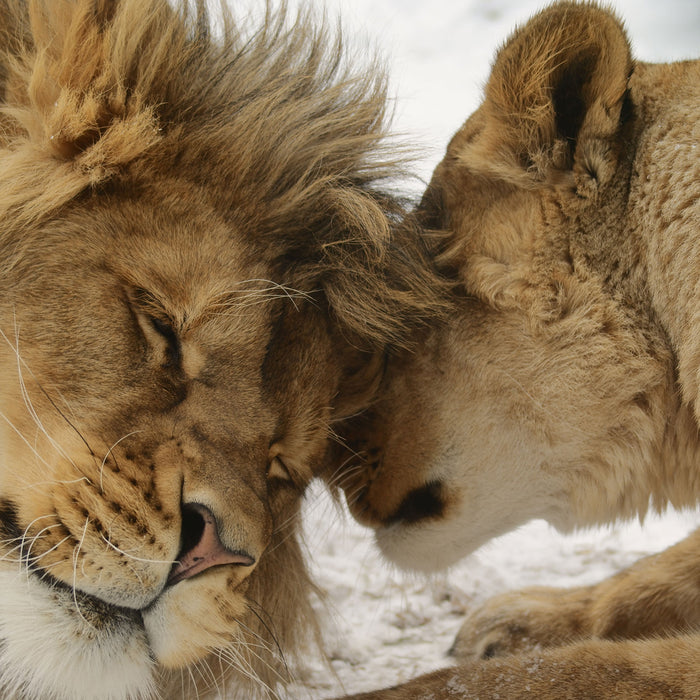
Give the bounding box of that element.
[0,1,443,698]
[335,2,700,698]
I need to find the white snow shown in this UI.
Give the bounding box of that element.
[287,491,698,698]
[311,0,700,187]
[239,1,700,698]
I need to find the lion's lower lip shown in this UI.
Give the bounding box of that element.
[34,568,146,628]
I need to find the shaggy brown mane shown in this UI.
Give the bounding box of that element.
[0,1,449,696]
[0,0,445,350]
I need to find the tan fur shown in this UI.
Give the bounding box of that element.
[0,1,445,698]
[333,2,700,698]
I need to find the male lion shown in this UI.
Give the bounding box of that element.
[0,1,443,698]
[334,2,700,698]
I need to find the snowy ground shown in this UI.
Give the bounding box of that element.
[285,492,699,699]
[238,1,700,698]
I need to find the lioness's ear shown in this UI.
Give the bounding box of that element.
[465,2,632,192]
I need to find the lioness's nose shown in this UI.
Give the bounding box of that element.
[167,503,255,585]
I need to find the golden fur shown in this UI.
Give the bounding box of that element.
[334,2,700,698]
[0,1,444,698]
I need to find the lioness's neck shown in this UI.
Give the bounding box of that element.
[568,59,700,518]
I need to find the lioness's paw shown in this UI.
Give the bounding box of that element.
[450,585,594,662]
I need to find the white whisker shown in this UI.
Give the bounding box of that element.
[218,641,280,699]
[71,517,94,629]
[99,534,175,566]
[0,409,55,472]
[2,322,81,472]
[99,430,143,494]
[209,278,318,314]
[20,476,92,492]
[17,514,61,575]
[191,656,221,698]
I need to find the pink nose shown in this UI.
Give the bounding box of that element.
[167,503,255,586]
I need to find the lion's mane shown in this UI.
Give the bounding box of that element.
[0,1,445,697]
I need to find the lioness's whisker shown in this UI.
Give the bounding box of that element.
[339,481,369,508]
[323,452,365,490]
[324,461,367,492]
[269,506,304,538]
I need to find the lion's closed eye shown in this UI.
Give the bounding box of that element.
[127,287,182,369]
[147,315,181,369]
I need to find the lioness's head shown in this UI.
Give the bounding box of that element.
[338,2,699,571]
[0,1,442,698]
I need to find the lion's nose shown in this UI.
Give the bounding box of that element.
[167,503,255,586]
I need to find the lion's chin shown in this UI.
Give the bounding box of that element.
[0,570,156,700]
[142,567,248,669]
[0,565,252,699]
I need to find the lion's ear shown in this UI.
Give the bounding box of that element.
[463,3,632,192]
